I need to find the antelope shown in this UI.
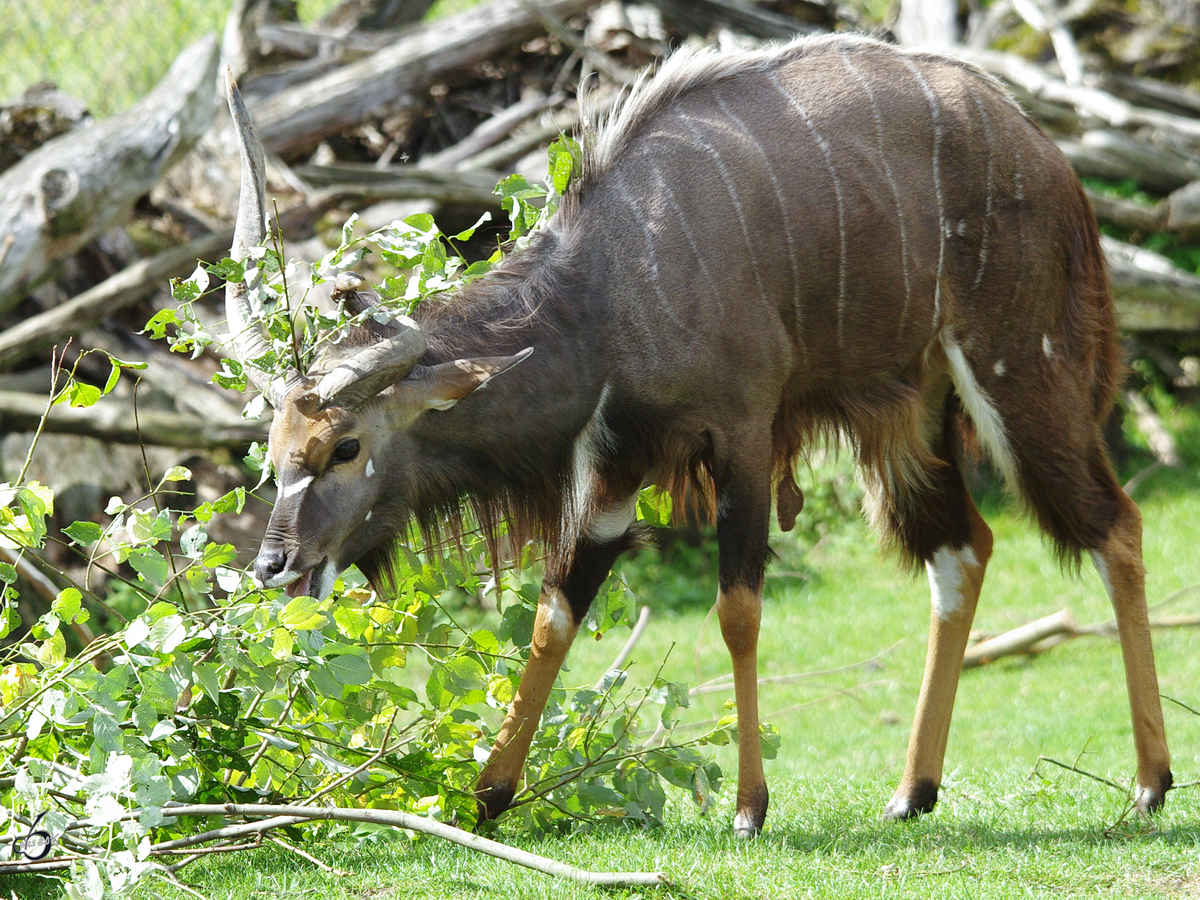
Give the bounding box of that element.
[224,33,1172,836]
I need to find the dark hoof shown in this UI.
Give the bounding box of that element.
[475,782,515,822]
[1136,770,1173,816]
[883,779,938,821]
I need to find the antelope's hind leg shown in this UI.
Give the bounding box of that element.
[881,403,994,821]
[1090,489,1172,813]
[475,497,639,821]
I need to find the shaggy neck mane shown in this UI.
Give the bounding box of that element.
[358,222,594,590]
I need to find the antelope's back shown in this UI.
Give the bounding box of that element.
[579,35,1092,400]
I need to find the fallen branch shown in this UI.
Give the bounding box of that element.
[1104,236,1200,331]
[250,0,598,156]
[159,804,667,887]
[1122,390,1180,468]
[963,609,1077,669]
[0,390,266,449]
[594,604,651,689]
[0,230,231,370]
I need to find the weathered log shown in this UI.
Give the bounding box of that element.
[0,390,266,450]
[0,230,232,370]
[1123,389,1180,468]
[894,0,960,49]
[417,91,559,170]
[86,328,247,425]
[951,47,1200,144]
[0,35,220,314]
[1104,236,1200,331]
[321,0,439,31]
[1084,187,1166,233]
[963,609,1076,669]
[248,0,598,157]
[645,0,829,40]
[1100,73,1200,119]
[223,0,302,80]
[297,163,507,208]
[0,85,91,174]
[519,0,640,84]
[1058,129,1200,194]
[1163,179,1200,235]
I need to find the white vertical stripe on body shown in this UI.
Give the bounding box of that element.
[766,72,849,349]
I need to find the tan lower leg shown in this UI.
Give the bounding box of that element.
[476,587,578,818]
[717,583,767,836]
[1092,496,1171,812]
[887,508,992,820]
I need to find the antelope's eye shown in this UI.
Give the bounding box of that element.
[331,438,360,464]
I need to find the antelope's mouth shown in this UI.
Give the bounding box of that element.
[283,558,337,599]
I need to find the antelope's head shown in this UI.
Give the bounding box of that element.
[224,72,528,599]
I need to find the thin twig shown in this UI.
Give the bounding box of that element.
[1036,756,1127,792]
[268,834,350,875]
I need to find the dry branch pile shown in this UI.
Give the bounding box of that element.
[1,0,1199,606]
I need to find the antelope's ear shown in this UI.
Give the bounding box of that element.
[402,347,533,411]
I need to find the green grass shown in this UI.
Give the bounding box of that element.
[12,453,1195,900]
[1,0,339,116]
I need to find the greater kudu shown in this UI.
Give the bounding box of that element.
[224,34,1172,835]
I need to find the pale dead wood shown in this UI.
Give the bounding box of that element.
[952,46,1200,142]
[1059,129,1200,194]
[1122,390,1180,467]
[0,36,220,312]
[249,0,598,156]
[646,0,829,40]
[0,230,231,369]
[1083,187,1165,233]
[518,0,641,84]
[159,804,668,886]
[962,609,1077,669]
[1104,236,1200,331]
[296,163,507,207]
[417,92,559,170]
[593,604,651,689]
[0,390,266,449]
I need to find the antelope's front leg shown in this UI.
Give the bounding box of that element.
[476,522,635,820]
[475,584,579,820]
[885,489,992,820]
[712,443,773,837]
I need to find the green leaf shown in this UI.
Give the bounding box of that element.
[439,656,487,697]
[36,630,65,668]
[200,542,237,568]
[321,647,372,686]
[51,588,86,625]
[142,308,178,339]
[64,520,103,546]
[128,547,169,587]
[279,595,326,630]
[0,562,16,585]
[160,466,192,484]
[206,257,245,282]
[67,381,102,408]
[333,605,371,640]
[403,212,435,232]
[103,360,121,395]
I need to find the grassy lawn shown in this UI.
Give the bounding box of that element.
[10,455,1187,900]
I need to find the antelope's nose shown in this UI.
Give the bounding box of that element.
[254,546,288,585]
